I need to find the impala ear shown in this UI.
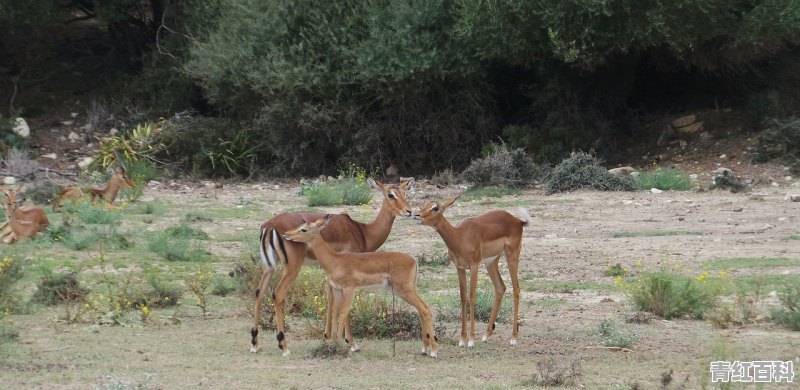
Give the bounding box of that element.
[367,178,383,191]
[399,178,414,190]
[441,195,460,210]
[311,215,334,231]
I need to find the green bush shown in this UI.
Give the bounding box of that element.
[63,201,122,225]
[348,292,423,340]
[636,169,693,191]
[23,182,61,206]
[303,178,372,207]
[544,152,636,195]
[137,275,182,309]
[147,234,211,262]
[624,270,722,319]
[0,256,24,314]
[772,284,800,331]
[710,169,747,193]
[211,274,237,297]
[460,144,547,188]
[31,272,89,306]
[752,117,800,174]
[595,318,639,349]
[166,224,209,240]
[603,263,627,277]
[435,288,510,323]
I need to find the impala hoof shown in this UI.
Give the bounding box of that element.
[249,346,259,353]
[467,340,475,348]
[458,339,466,347]
[430,351,438,358]
[481,335,488,342]
[350,345,360,352]
[509,338,517,346]
[282,350,291,357]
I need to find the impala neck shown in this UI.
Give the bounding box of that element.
[362,200,396,251]
[101,181,121,202]
[430,216,463,253]
[304,237,339,271]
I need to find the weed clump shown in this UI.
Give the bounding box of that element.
[460,144,547,188]
[0,256,24,314]
[435,288,509,323]
[772,284,800,331]
[527,357,582,387]
[595,318,639,349]
[752,117,800,174]
[309,341,350,359]
[348,293,423,340]
[544,152,636,195]
[32,272,89,306]
[710,169,746,193]
[301,165,372,206]
[603,263,627,277]
[623,269,722,319]
[635,169,692,191]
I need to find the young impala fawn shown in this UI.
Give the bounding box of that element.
[58,166,134,206]
[283,216,438,357]
[1,188,49,244]
[253,179,413,356]
[414,196,529,347]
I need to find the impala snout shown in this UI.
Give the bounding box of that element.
[403,208,412,217]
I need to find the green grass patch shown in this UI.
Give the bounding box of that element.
[462,185,522,201]
[733,274,800,294]
[771,284,800,331]
[147,234,211,262]
[635,168,693,191]
[703,257,800,270]
[63,201,122,225]
[610,230,704,238]
[623,269,723,319]
[530,280,617,293]
[595,318,639,349]
[603,263,627,277]
[434,288,511,323]
[166,225,209,240]
[302,177,372,206]
[787,235,800,241]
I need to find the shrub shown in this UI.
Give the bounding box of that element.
[309,341,350,359]
[31,272,89,306]
[635,169,693,191]
[603,263,627,277]
[544,152,636,195]
[416,252,450,267]
[0,256,24,314]
[435,287,510,323]
[460,143,546,188]
[526,357,582,387]
[772,284,800,331]
[595,318,639,349]
[461,185,522,201]
[211,274,237,297]
[22,182,61,206]
[624,269,723,319]
[710,169,747,193]
[166,224,209,240]
[752,117,800,174]
[63,201,122,225]
[137,275,182,309]
[348,292,422,340]
[302,174,372,207]
[430,168,458,187]
[147,234,211,262]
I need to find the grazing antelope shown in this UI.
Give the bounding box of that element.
[253,178,413,356]
[283,216,438,357]
[414,196,529,347]
[1,188,49,244]
[58,166,134,206]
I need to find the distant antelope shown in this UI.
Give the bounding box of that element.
[1,188,49,244]
[58,166,134,206]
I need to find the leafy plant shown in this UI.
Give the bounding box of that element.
[752,117,800,174]
[772,284,800,331]
[147,234,211,262]
[623,269,724,319]
[201,129,259,176]
[595,318,639,349]
[603,263,627,277]
[302,168,372,206]
[31,272,89,306]
[544,152,636,195]
[92,121,166,169]
[435,287,510,323]
[348,292,423,340]
[0,256,24,314]
[635,169,693,191]
[460,143,546,188]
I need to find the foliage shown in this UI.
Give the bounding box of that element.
[147,233,210,262]
[635,169,693,191]
[430,168,458,187]
[706,280,763,329]
[166,224,209,240]
[603,263,627,277]
[461,185,522,201]
[92,121,167,170]
[201,129,259,177]
[0,256,24,314]
[525,357,582,388]
[752,117,800,174]
[31,272,89,306]
[622,268,724,320]
[22,182,60,206]
[0,147,37,177]
[138,275,182,309]
[772,284,800,331]
[185,269,213,319]
[416,252,451,267]
[595,318,639,349]
[348,292,422,340]
[62,201,123,225]
[710,169,747,193]
[210,274,237,297]
[435,287,510,323]
[460,143,547,188]
[302,167,372,206]
[544,152,636,195]
[309,341,350,359]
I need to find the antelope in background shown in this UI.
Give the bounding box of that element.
[414,196,529,347]
[283,216,438,357]
[1,187,49,244]
[252,178,413,356]
[57,165,134,207]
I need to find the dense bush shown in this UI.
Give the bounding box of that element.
[460,144,548,188]
[772,284,800,331]
[32,272,89,306]
[624,270,723,320]
[636,169,693,191]
[752,117,800,174]
[544,152,636,195]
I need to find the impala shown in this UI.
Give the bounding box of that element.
[413,196,529,347]
[252,178,413,356]
[2,188,49,244]
[283,216,438,357]
[58,166,134,206]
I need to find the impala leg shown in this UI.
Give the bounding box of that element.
[483,257,505,342]
[273,265,302,356]
[394,285,438,357]
[337,288,356,348]
[324,282,334,340]
[456,267,468,347]
[507,247,522,345]
[250,266,274,352]
[467,264,480,348]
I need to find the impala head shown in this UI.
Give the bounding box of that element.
[2,187,20,215]
[112,166,135,189]
[368,178,413,217]
[283,215,333,243]
[413,196,459,226]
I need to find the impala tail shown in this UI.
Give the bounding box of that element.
[516,207,531,227]
[259,221,284,271]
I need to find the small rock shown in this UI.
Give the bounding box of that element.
[2,176,16,185]
[671,115,696,128]
[77,157,94,169]
[785,176,793,181]
[61,120,74,126]
[719,154,727,159]
[689,174,699,180]
[41,153,57,159]
[650,188,663,194]
[68,132,81,142]
[608,166,635,176]
[699,131,712,140]
[678,139,687,149]
[12,117,30,137]
[147,180,162,188]
[772,182,780,187]
[732,207,743,212]
[70,112,79,118]
[109,128,118,136]
[785,194,800,202]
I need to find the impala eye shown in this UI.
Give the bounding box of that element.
[387,192,396,200]
[431,205,439,212]
[300,228,308,233]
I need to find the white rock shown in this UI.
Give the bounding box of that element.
[41,153,57,159]
[109,128,118,136]
[70,112,79,118]
[12,117,30,138]
[689,174,698,180]
[785,194,800,202]
[77,157,94,169]
[785,176,793,181]
[2,176,16,185]
[68,132,81,142]
[61,120,74,126]
[650,188,663,194]
[719,154,727,159]
[771,182,780,187]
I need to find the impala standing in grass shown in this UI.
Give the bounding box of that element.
[253,178,413,356]
[414,196,529,347]
[283,216,438,357]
